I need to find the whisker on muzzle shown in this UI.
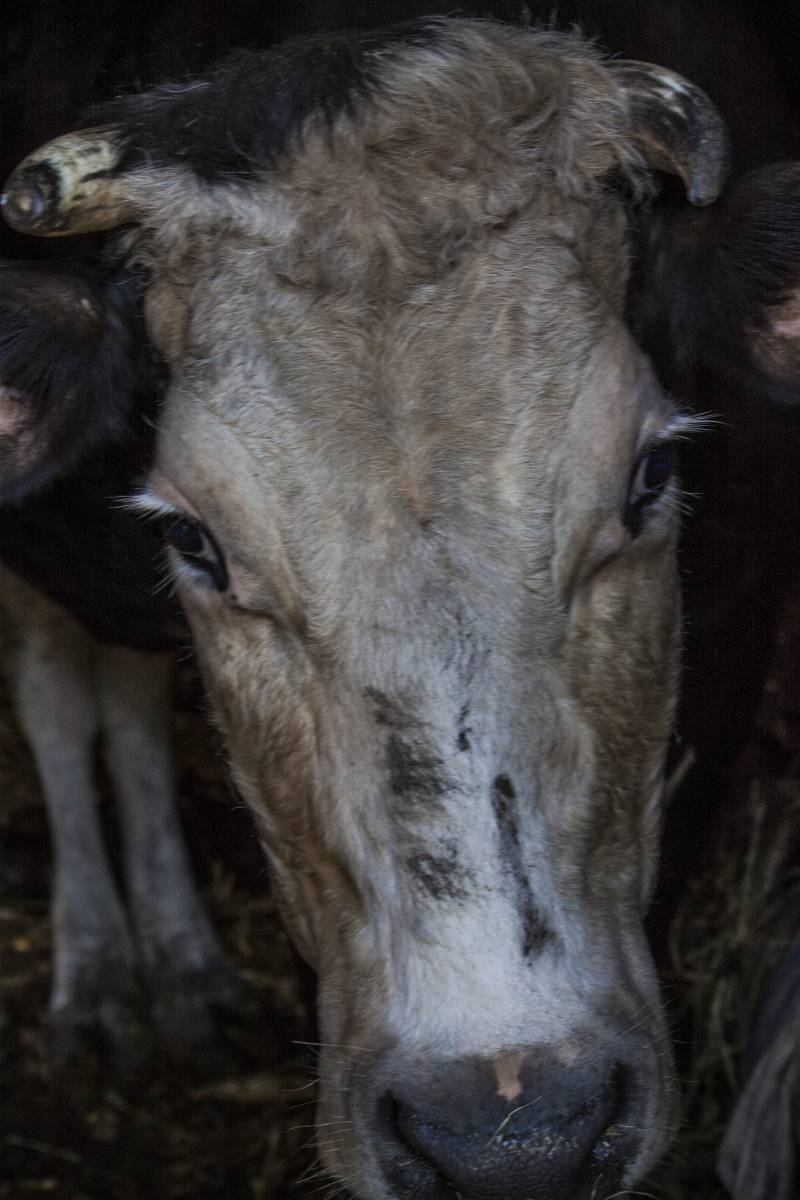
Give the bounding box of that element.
[485,1094,543,1148]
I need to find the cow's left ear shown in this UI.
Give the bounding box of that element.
[0,261,151,502]
[632,161,800,408]
[726,163,800,399]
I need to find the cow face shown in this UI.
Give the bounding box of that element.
[1,20,728,1200]
[141,241,684,1198]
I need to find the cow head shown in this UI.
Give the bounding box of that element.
[1,20,731,1200]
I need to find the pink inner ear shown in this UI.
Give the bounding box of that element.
[0,386,28,436]
[773,314,800,340]
[751,290,800,384]
[770,289,800,341]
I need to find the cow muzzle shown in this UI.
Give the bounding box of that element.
[365,1045,643,1200]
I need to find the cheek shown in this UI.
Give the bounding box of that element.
[145,280,189,365]
[182,601,271,731]
[568,552,682,747]
[572,544,680,658]
[185,601,318,798]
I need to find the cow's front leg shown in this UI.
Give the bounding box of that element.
[2,570,151,1081]
[97,644,250,1072]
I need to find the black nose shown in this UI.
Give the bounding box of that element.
[384,1055,631,1200]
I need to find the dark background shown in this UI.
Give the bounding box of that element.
[1,3,799,1197]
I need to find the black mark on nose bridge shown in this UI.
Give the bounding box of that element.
[495,774,515,800]
[386,733,449,800]
[407,843,471,900]
[457,702,471,752]
[492,775,552,957]
[365,687,452,805]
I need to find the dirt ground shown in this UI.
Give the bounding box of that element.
[1,606,798,1199]
[0,664,318,1200]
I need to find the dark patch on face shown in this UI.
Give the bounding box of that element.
[365,686,412,730]
[407,846,471,901]
[387,733,450,801]
[492,775,552,957]
[90,20,448,183]
[365,688,453,805]
[495,774,515,799]
[457,703,472,752]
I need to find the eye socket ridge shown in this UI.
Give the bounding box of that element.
[625,440,677,537]
[161,513,228,591]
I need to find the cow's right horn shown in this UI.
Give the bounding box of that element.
[1,127,137,237]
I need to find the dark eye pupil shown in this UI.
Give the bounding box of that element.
[161,514,229,591]
[164,516,205,556]
[643,444,675,491]
[626,441,678,538]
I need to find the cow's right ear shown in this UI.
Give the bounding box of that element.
[0,261,152,503]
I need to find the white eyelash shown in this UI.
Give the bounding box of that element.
[120,488,185,521]
[642,414,711,527]
[656,409,717,443]
[660,482,695,521]
[116,489,217,590]
[126,489,227,593]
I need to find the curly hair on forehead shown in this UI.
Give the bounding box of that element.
[103,20,646,300]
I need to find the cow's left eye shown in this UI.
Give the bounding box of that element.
[625,442,676,536]
[162,514,228,590]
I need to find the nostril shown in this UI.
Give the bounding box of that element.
[384,1065,632,1200]
[393,1097,448,1164]
[380,1092,454,1199]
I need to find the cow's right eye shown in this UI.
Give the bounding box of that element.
[162,514,228,591]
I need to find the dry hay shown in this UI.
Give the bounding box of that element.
[646,777,800,1200]
[647,588,800,1200]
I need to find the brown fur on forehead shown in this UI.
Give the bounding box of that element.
[153,239,646,656]
[150,197,658,668]
[123,23,644,293]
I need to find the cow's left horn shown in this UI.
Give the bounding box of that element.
[612,62,729,206]
[1,127,137,236]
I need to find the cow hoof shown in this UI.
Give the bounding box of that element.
[48,983,154,1091]
[148,955,258,1078]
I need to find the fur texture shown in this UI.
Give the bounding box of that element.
[0,261,158,502]
[5,9,800,1196]
[116,22,682,1199]
[90,23,447,181]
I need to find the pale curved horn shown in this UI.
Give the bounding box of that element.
[1,127,138,236]
[611,61,729,206]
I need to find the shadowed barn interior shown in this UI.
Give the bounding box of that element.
[0,2,799,1198]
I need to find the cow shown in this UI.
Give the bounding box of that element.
[4,8,800,1199]
[0,18,742,1199]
